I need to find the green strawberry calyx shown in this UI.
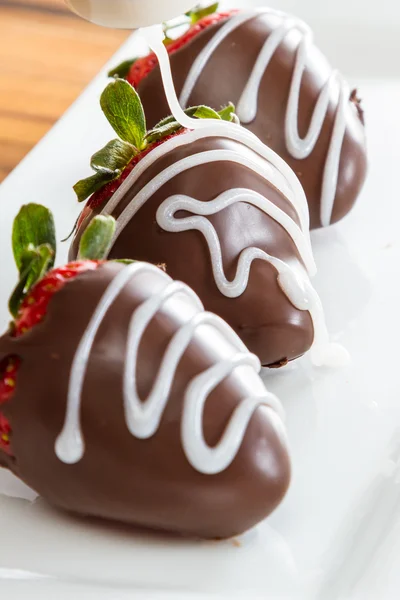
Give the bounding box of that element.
[9,204,117,317]
[73,78,239,204]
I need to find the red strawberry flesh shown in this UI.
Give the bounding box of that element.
[0,413,12,455]
[0,357,19,456]
[0,260,102,457]
[14,261,101,337]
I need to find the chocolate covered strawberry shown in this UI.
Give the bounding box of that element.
[0,204,116,463]
[0,204,290,539]
[109,5,236,86]
[112,3,367,229]
[70,79,342,368]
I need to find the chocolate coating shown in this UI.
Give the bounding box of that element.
[136,12,367,229]
[71,136,314,367]
[0,263,290,539]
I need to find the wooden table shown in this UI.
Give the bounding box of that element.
[0,0,129,182]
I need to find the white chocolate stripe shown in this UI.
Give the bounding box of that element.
[156,189,349,369]
[99,120,348,366]
[55,262,283,474]
[101,122,311,234]
[156,188,315,289]
[109,148,316,275]
[183,353,276,475]
[180,9,349,226]
[320,85,348,227]
[179,9,267,108]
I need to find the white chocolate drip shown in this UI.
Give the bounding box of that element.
[142,25,216,132]
[55,262,283,473]
[180,8,349,226]
[157,188,315,296]
[157,189,349,368]
[100,121,347,367]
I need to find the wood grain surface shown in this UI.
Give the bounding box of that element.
[0,0,129,182]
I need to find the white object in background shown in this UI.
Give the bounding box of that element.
[65,0,196,28]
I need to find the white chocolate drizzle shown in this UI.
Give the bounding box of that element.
[179,8,350,227]
[157,189,348,367]
[157,188,314,295]
[55,262,283,473]
[103,121,311,240]
[142,24,218,132]
[101,121,348,367]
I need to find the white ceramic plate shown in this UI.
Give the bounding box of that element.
[1,3,400,599]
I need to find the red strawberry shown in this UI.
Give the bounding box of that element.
[0,205,117,457]
[0,413,12,455]
[126,10,237,89]
[14,261,100,337]
[0,356,20,455]
[0,356,19,405]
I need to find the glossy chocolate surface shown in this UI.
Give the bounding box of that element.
[71,137,315,367]
[0,263,290,539]
[136,13,367,229]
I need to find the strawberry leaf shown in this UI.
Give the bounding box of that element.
[100,79,146,150]
[188,3,219,23]
[74,171,116,203]
[108,58,137,79]
[192,105,221,119]
[144,107,198,144]
[9,266,34,319]
[8,243,54,318]
[113,259,135,265]
[144,123,180,145]
[145,104,237,144]
[12,204,56,274]
[91,139,136,175]
[218,102,239,123]
[78,215,116,261]
[151,106,199,130]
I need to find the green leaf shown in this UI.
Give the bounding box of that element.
[8,244,54,318]
[218,102,237,122]
[189,3,219,23]
[9,266,33,318]
[91,139,136,175]
[108,58,137,79]
[73,171,115,203]
[163,35,174,46]
[113,259,135,265]
[19,244,41,279]
[26,244,54,290]
[78,215,116,260]
[164,4,218,46]
[145,105,224,145]
[152,106,199,130]
[192,105,221,120]
[144,120,183,145]
[12,204,56,274]
[100,79,146,150]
